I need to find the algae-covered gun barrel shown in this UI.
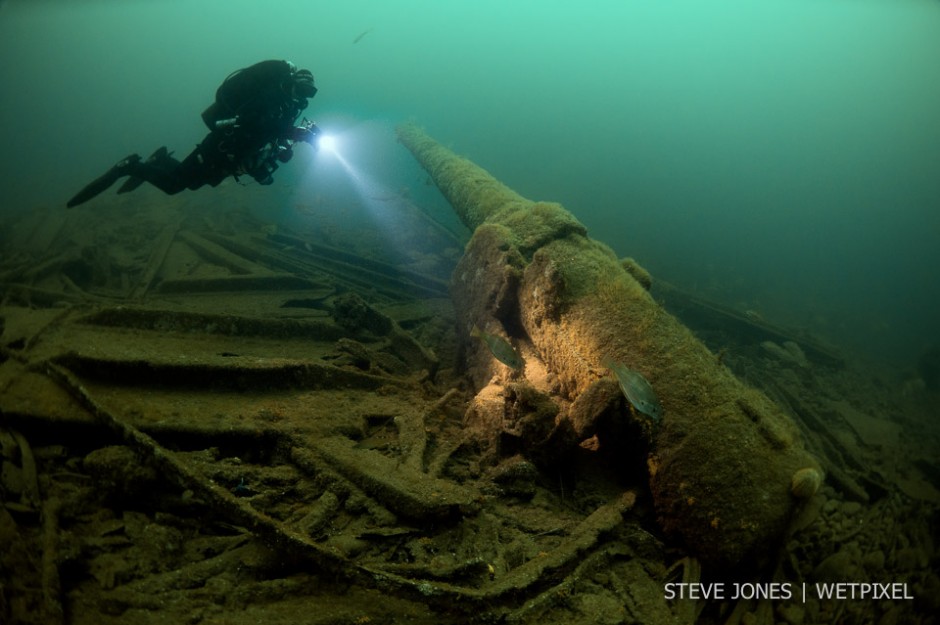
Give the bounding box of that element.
[397,122,820,567]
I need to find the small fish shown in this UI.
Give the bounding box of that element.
[604,359,663,423]
[471,325,524,370]
[353,28,373,44]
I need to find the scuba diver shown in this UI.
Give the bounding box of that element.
[67,60,320,208]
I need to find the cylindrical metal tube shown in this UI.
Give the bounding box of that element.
[397,122,529,231]
[397,122,820,567]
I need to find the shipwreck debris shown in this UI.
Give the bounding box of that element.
[398,121,821,568]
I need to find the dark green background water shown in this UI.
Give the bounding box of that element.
[1,0,938,372]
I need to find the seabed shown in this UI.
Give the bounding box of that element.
[0,129,937,624]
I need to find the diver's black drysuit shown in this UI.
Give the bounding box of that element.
[67,60,319,208]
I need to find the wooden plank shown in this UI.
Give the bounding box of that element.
[131,219,180,299]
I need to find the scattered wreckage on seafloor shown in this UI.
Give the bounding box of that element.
[1,125,933,625]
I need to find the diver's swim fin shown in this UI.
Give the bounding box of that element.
[66,154,141,208]
[117,146,169,194]
[117,175,146,194]
[148,146,169,161]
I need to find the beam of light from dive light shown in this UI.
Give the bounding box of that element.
[314,130,370,191]
[298,120,445,262]
[318,133,337,153]
[310,126,404,233]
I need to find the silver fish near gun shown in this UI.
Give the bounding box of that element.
[604,359,663,423]
[471,326,524,370]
